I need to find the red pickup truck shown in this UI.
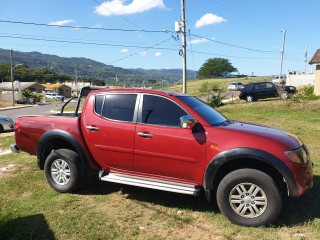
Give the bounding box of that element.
[11,87,313,227]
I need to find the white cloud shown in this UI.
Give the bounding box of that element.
[155,52,162,57]
[95,0,166,16]
[195,13,226,28]
[49,20,74,26]
[139,51,147,57]
[120,48,128,53]
[188,38,209,45]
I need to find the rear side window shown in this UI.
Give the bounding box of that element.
[94,94,137,122]
[141,95,187,127]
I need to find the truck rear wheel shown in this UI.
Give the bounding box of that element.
[44,149,84,193]
[216,169,282,227]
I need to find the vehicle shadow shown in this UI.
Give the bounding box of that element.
[0,214,56,239]
[79,177,212,212]
[78,175,320,227]
[275,175,320,227]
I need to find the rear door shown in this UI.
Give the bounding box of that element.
[81,93,138,170]
[134,94,206,183]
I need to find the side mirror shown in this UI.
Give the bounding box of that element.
[180,115,197,129]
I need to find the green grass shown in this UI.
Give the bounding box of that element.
[0,135,14,151]
[0,99,319,240]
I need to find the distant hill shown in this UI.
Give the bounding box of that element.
[0,48,196,85]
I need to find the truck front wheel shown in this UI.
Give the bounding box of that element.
[216,169,282,227]
[44,149,84,193]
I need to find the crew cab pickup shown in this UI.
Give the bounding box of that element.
[11,87,313,227]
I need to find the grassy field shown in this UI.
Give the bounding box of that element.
[0,99,319,240]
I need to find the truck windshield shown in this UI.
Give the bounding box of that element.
[177,96,227,126]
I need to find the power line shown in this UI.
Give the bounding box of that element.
[190,33,277,53]
[0,34,179,51]
[1,19,282,54]
[190,50,279,60]
[0,19,167,33]
[107,37,173,65]
[0,32,179,48]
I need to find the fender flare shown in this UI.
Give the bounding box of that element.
[204,147,298,197]
[36,130,88,170]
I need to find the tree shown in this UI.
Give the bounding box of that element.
[197,58,237,79]
[22,89,34,104]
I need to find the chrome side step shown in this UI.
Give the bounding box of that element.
[99,171,203,196]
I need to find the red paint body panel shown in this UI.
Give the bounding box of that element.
[81,95,136,170]
[134,124,206,185]
[14,115,97,169]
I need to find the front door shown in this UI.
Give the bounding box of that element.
[134,94,206,183]
[81,93,138,170]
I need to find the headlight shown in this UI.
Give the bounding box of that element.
[285,146,309,165]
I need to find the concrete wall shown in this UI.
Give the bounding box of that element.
[286,73,315,87]
[0,92,25,103]
[315,65,320,96]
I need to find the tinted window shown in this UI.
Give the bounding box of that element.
[141,95,187,127]
[95,95,104,115]
[243,84,252,91]
[266,83,274,89]
[255,83,266,89]
[177,96,227,126]
[95,94,137,122]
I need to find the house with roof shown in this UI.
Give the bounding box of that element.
[0,81,45,103]
[309,49,320,95]
[41,83,72,98]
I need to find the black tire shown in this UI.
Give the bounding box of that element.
[216,169,282,227]
[0,125,4,133]
[44,149,84,193]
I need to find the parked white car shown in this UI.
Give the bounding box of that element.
[227,82,244,91]
[45,93,64,101]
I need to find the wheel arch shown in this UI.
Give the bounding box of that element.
[36,130,88,170]
[204,148,298,201]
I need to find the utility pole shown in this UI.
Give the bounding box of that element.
[10,49,15,106]
[181,0,187,94]
[304,45,308,74]
[279,30,286,81]
[75,68,78,96]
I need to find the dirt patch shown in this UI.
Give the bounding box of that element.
[0,163,18,178]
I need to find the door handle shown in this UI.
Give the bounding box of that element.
[86,126,100,131]
[137,132,153,138]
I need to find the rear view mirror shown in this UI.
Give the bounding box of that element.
[180,115,197,129]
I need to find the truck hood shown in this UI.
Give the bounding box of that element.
[222,121,302,150]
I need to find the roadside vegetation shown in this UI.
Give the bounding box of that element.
[1,97,319,240]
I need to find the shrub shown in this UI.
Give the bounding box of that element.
[291,85,320,103]
[198,82,225,107]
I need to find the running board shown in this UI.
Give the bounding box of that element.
[99,171,203,196]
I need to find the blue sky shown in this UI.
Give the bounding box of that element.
[1,0,319,76]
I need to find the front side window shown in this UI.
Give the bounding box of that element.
[177,96,227,126]
[141,95,187,127]
[94,94,137,122]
